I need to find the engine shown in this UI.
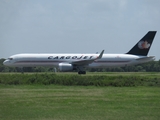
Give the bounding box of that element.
[58,63,73,71]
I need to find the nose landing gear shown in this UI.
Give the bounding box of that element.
[78,71,86,74]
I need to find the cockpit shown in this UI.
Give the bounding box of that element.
[8,58,13,60]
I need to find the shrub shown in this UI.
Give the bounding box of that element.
[0,73,160,87]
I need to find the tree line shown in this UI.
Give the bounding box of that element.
[1,58,160,72]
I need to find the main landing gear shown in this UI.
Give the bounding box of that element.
[76,66,86,74]
[78,71,86,74]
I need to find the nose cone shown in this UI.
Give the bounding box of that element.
[3,60,9,66]
[3,60,7,66]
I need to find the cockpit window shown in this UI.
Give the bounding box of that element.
[8,58,13,60]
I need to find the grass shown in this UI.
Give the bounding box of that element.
[0,85,160,120]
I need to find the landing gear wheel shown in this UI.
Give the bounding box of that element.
[82,71,86,74]
[78,71,86,74]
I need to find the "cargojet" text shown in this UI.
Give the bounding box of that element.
[48,56,95,59]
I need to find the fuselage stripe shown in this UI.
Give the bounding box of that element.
[14,60,131,64]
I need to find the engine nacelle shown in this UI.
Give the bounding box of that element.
[58,63,73,71]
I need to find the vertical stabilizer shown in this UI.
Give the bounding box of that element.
[126,31,156,56]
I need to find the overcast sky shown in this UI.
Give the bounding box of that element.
[1,0,160,59]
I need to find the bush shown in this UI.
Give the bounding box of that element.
[0,73,160,87]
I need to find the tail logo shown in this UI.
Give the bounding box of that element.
[138,40,150,49]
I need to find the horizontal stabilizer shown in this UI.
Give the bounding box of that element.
[136,56,155,61]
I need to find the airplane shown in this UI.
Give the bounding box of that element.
[3,31,157,74]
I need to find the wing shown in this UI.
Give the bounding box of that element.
[71,50,104,66]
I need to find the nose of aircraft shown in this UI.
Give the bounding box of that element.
[3,60,7,65]
[3,60,9,66]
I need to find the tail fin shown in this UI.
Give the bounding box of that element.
[126,31,157,56]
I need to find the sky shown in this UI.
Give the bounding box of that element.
[0,0,160,60]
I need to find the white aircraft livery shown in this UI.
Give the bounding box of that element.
[3,31,157,74]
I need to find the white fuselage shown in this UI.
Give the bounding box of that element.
[3,53,155,68]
